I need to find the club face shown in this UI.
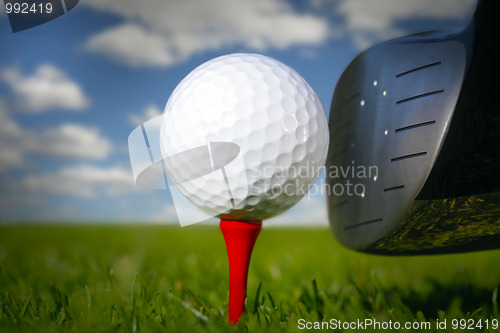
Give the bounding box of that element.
[326,33,467,250]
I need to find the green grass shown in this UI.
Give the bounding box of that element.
[0,225,499,332]
[366,194,500,254]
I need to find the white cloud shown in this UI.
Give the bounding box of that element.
[332,0,476,50]
[86,24,175,68]
[32,124,113,159]
[1,64,90,112]
[18,164,136,198]
[82,0,329,67]
[128,104,162,127]
[0,101,113,170]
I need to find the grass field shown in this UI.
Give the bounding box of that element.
[0,225,499,332]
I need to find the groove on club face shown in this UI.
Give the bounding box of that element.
[395,61,442,78]
[383,185,405,192]
[391,152,427,162]
[395,120,436,133]
[396,89,445,104]
[344,218,383,231]
[327,38,467,249]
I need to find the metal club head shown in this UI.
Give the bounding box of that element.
[327,0,499,254]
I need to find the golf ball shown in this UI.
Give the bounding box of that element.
[161,53,328,221]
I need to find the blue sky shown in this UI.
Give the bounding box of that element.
[0,0,476,226]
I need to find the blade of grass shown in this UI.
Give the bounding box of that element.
[253,281,262,314]
[19,296,31,318]
[312,279,323,320]
[186,288,207,312]
[167,292,208,322]
[85,285,91,315]
[493,287,498,316]
[267,291,275,309]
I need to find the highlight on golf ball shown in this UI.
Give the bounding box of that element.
[131,53,329,224]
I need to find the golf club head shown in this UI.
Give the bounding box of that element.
[327,0,499,255]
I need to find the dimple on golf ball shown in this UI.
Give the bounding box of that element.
[160,53,329,222]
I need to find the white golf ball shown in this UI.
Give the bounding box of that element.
[161,53,328,222]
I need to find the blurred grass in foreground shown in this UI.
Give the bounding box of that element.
[0,225,499,332]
